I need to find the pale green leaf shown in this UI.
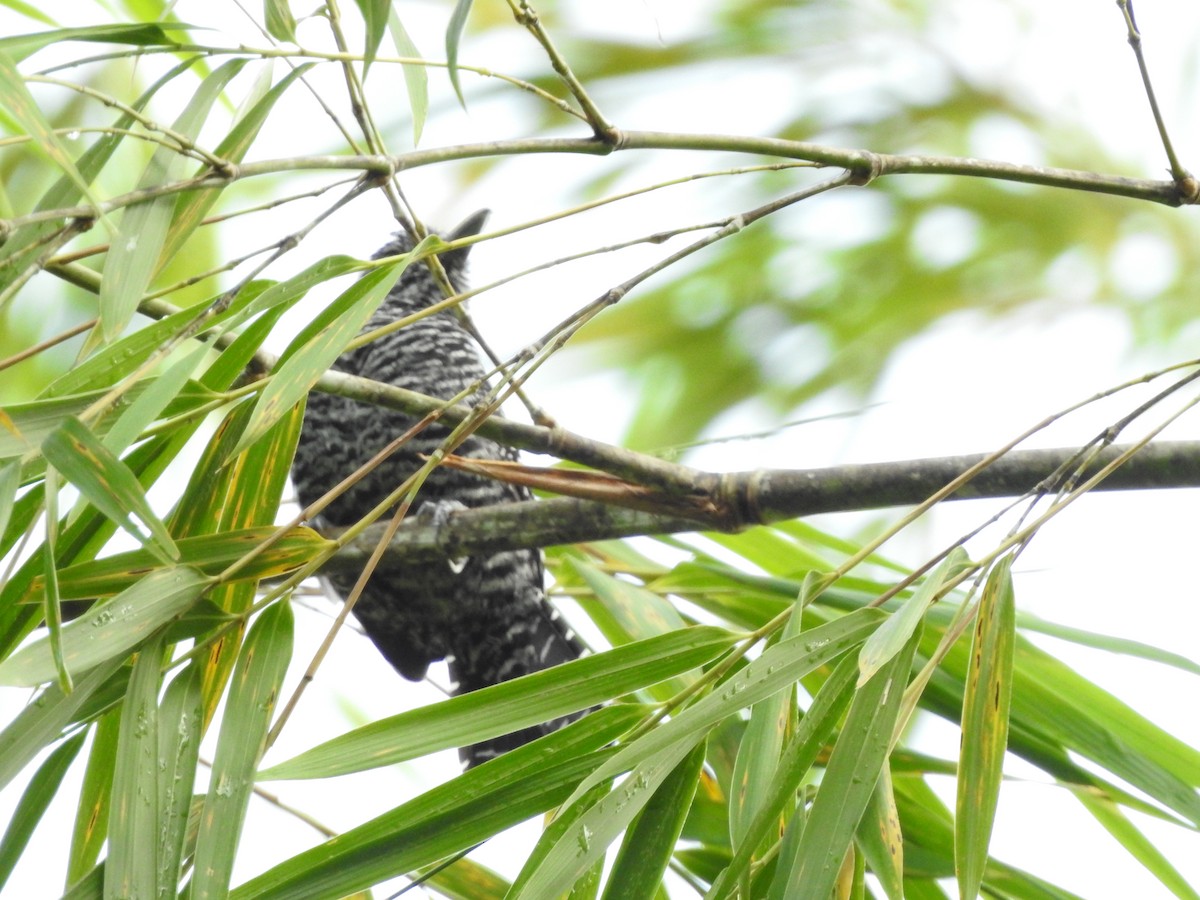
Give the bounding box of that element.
[189,599,293,900]
[768,622,919,899]
[157,665,203,894]
[571,609,886,805]
[388,8,428,144]
[161,63,318,265]
[233,707,641,900]
[41,416,179,564]
[444,0,473,107]
[511,739,700,900]
[99,59,247,341]
[599,740,706,900]
[228,257,409,457]
[0,731,85,893]
[956,555,1016,900]
[856,765,904,899]
[264,0,297,43]
[0,567,208,687]
[354,0,390,72]
[0,23,178,61]
[858,546,968,686]
[0,655,125,793]
[68,709,120,885]
[1072,787,1200,900]
[0,52,105,217]
[106,631,165,900]
[260,626,735,780]
[706,653,859,900]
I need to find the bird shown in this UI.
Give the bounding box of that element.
[290,211,586,767]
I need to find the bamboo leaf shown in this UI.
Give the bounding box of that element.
[573,559,695,701]
[233,706,641,900]
[857,765,904,899]
[706,653,859,900]
[0,24,178,61]
[354,0,390,72]
[23,526,327,602]
[264,0,297,43]
[99,59,247,341]
[1072,787,1200,900]
[189,599,293,900]
[0,731,85,893]
[41,416,179,564]
[161,64,318,265]
[157,665,204,896]
[260,626,735,780]
[228,257,409,457]
[956,555,1016,899]
[729,601,804,852]
[570,609,886,806]
[0,655,126,792]
[600,740,707,900]
[388,8,428,143]
[106,630,165,900]
[68,709,120,885]
[768,622,919,899]
[0,567,209,687]
[512,739,701,900]
[0,52,106,222]
[444,0,473,106]
[859,546,968,687]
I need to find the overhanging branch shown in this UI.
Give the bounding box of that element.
[321,440,1200,575]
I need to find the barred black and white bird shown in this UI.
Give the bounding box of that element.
[291,211,585,767]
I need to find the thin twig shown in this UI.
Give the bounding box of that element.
[1116,0,1199,199]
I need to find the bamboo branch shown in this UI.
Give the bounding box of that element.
[321,440,1200,572]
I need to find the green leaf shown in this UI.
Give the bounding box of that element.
[100,343,209,456]
[260,626,735,780]
[600,740,706,900]
[0,654,126,792]
[0,51,105,216]
[0,567,209,687]
[444,0,473,107]
[956,555,1016,899]
[768,621,919,899]
[706,653,859,900]
[858,546,968,686]
[857,765,904,899]
[572,559,695,700]
[228,257,409,457]
[189,599,293,900]
[98,59,247,341]
[264,0,297,43]
[161,64,318,265]
[729,601,804,852]
[1071,787,1200,900]
[24,526,327,602]
[68,709,120,884]
[41,416,179,564]
[512,738,700,899]
[0,731,85,893]
[354,0,390,72]
[157,665,204,895]
[106,630,165,900]
[234,706,641,900]
[388,8,428,144]
[0,23,178,61]
[572,609,886,804]
[0,461,18,545]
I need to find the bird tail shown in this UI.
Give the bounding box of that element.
[448,589,588,768]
